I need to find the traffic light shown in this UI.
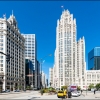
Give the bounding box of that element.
[6,54,10,62]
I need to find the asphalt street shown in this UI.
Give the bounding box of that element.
[0,91,100,100]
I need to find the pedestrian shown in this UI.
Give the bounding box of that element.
[67,86,71,98]
[64,89,67,98]
[81,90,82,94]
[94,90,95,94]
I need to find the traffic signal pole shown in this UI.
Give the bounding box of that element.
[0,52,13,62]
[0,52,13,91]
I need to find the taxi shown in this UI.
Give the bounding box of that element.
[57,90,67,98]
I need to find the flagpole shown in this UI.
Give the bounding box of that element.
[61,5,64,12]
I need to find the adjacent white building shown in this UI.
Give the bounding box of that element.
[0,13,25,91]
[86,70,100,88]
[76,37,86,89]
[49,9,86,89]
[22,34,37,88]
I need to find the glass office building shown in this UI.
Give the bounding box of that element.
[25,59,33,87]
[22,34,37,88]
[88,47,100,70]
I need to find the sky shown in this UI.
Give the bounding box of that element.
[0,1,100,79]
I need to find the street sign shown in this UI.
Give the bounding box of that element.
[26,74,33,77]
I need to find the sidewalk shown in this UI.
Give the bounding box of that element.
[82,93,100,99]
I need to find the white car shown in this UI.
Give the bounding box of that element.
[71,91,81,97]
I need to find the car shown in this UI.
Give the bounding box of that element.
[2,90,6,93]
[77,91,81,96]
[71,91,81,97]
[6,90,10,92]
[57,90,67,98]
[14,90,20,92]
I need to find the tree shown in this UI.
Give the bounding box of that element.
[95,83,100,90]
[18,85,22,90]
[26,86,31,90]
[88,83,95,90]
[77,86,81,91]
[61,85,67,90]
[49,82,52,86]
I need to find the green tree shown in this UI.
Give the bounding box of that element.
[26,86,31,90]
[61,85,67,90]
[40,89,44,95]
[88,83,95,90]
[18,85,22,90]
[95,83,100,90]
[77,86,81,91]
[49,82,52,86]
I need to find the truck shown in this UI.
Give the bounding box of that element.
[70,85,77,91]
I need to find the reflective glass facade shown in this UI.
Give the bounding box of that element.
[88,47,100,70]
[25,59,33,86]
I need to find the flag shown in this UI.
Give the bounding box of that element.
[61,6,64,8]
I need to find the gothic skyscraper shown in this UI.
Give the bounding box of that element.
[50,9,86,89]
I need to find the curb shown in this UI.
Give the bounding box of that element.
[95,97,100,98]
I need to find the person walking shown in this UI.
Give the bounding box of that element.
[67,86,71,98]
[94,90,96,94]
[81,90,83,94]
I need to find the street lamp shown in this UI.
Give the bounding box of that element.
[40,54,52,90]
[85,78,87,95]
[82,77,87,95]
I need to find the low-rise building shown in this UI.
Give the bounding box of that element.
[86,70,100,88]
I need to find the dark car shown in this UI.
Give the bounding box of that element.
[14,90,20,92]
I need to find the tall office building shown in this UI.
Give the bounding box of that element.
[25,58,33,88]
[22,34,37,88]
[0,13,25,91]
[56,9,77,88]
[42,71,46,88]
[50,9,86,89]
[37,60,41,89]
[88,47,100,70]
[49,68,53,87]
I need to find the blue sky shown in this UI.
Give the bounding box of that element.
[1,1,100,79]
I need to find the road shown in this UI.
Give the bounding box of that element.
[0,91,100,99]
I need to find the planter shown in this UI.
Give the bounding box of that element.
[41,92,43,95]
[43,93,48,95]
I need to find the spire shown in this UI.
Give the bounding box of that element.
[3,13,6,19]
[12,10,13,16]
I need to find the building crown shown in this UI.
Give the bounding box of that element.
[7,10,17,28]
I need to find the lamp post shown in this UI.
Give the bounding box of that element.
[40,54,52,90]
[84,74,87,95]
[85,78,87,95]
